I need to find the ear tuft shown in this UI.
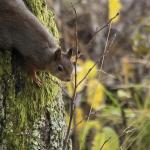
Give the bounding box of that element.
[67,48,73,59]
[54,48,61,60]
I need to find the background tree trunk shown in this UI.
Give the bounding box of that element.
[0,0,71,149]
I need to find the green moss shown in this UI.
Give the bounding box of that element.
[0,51,12,76]
[25,0,60,41]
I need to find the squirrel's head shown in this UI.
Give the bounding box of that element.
[49,48,73,82]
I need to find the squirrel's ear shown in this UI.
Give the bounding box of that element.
[67,48,73,59]
[54,48,61,60]
[68,48,80,56]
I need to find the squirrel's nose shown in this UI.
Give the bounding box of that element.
[66,78,71,82]
[66,75,73,82]
[66,77,72,82]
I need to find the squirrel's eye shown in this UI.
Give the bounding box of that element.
[58,65,63,72]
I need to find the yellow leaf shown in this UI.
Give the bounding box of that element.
[67,60,98,95]
[83,60,97,79]
[66,82,74,97]
[109,0,121,22]
[75,107,85,130]
[65,107,84,130]
[87,79,105,110]
[77,60,97,91]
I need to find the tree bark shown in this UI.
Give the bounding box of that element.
[0,0,71,150]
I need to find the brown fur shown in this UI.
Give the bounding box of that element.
[0,0,73,84]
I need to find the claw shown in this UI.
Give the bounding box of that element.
[33,77,43,87]
[27,65,43,87]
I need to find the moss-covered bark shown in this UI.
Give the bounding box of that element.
[0,0,70,150]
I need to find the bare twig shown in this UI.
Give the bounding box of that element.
[85,23,112,124]
[76,59,98,87]
[86,105,93,123]
[128,58,150,67]
[63,4,79,150]
[100,137,111,150]
[87,13,119,47]
[99,22,112,71]
[73,111,97,129]
[99,70,117,79]
[76,53,108,87]
[77,23,116,87]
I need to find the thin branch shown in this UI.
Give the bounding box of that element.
[128,58,150,67]
[85,23,112,129]
[76,60,98,87]
[99,70,117,79]
[73,111,97,128]
[76,53,107,87]
[87,13,119,47]
[100,137,111,150]
[77,17,117,87]
[99,22,112,71]
[63,4,79,150]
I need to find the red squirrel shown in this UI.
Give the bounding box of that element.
[0,0,73,85]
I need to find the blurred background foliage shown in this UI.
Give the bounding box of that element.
[47,0,150,149]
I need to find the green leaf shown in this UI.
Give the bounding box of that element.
[92,127,119,150]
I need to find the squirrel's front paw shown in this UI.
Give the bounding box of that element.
[27,67,43,87]
[33,77,43,87]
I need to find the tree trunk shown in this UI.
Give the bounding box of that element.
[0,0,71,150]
